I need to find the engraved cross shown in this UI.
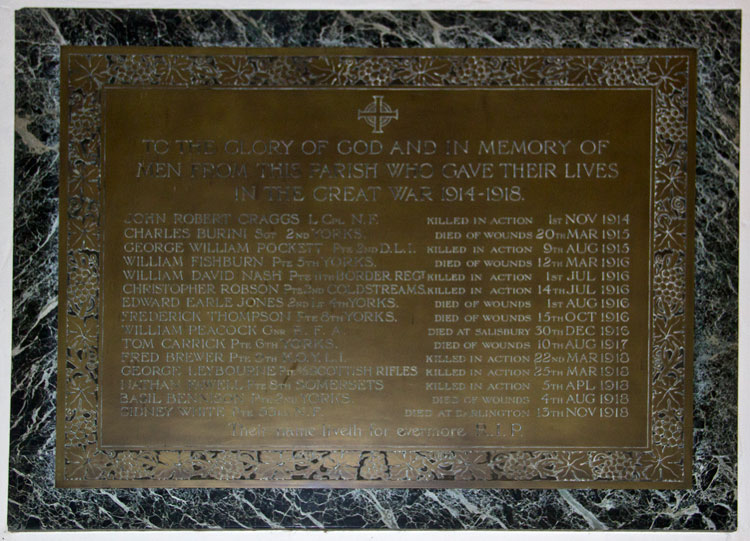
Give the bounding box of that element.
[358,95,399,134]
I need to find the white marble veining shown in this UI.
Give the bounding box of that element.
[10,9,739,531]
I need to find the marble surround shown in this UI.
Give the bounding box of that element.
[10,10,739,530]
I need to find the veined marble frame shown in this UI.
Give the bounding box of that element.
[57,47,696,489]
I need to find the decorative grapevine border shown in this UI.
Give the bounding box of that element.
[57,48,695,487]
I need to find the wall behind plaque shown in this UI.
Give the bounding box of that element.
[11,9,739,531]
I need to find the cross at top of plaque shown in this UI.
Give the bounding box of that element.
[358,95,399,134]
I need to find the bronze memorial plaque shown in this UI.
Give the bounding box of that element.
[57,47,695,488]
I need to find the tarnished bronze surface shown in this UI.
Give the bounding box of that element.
[58,47,695,488]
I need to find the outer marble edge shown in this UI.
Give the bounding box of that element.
[10,9,739,531]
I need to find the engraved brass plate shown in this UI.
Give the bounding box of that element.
[58,47,695,488]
